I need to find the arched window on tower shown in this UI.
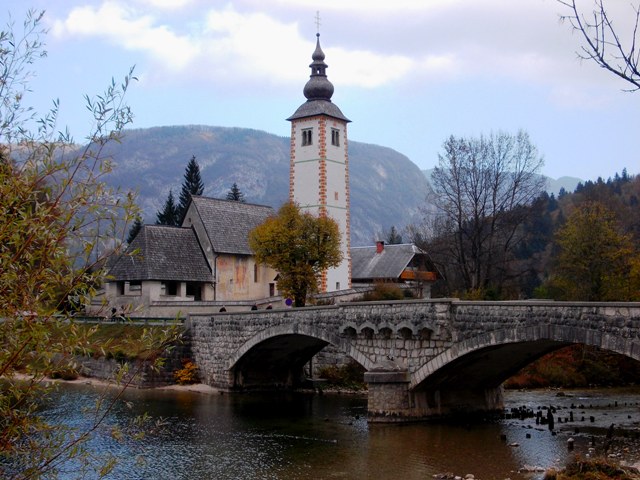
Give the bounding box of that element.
[331,128,340,146]
[302,128,313,146]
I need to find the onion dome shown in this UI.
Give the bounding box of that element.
[287,33,350,123]
[303,34,334,100]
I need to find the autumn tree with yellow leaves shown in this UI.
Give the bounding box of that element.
[543,202,640,301]
[249,202,342,307]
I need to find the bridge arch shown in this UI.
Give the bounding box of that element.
[227,323,376,372]
[357,321,377,334]
[395,320,418,336]
[340,322,358,338]
[410,324,640,390]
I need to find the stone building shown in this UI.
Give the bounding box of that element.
[89,197,278,317]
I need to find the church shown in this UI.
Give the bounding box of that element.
[90,33,437,318]
[287,32,352,293]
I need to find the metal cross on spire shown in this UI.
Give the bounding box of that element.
[315,11,321,35]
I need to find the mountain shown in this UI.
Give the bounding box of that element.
[545,176,582,196]
[102,125,431,246]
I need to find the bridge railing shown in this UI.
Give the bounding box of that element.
[70,316,185,326]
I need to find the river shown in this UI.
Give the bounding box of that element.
[37,384,640,479]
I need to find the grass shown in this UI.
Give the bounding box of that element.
[545,457,640,480]
[74,323,181,362]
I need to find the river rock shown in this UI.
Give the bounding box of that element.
[433,473,455,479]
[518,465,545,473]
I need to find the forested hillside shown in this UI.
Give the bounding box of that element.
[418,170,640,301]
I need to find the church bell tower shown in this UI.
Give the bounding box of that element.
[287,33,351,292]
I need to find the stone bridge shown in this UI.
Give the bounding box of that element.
[186,299,640,422]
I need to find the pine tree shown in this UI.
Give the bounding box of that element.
[226,182,246,202]
[156,190,180,226]
[127,216,143,244]
[178,155,204,216]
[386,226,403,244]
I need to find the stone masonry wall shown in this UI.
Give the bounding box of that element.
[75,332,192,387]
[188,300,640,391]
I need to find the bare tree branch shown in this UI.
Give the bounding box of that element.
[559,0,640,91]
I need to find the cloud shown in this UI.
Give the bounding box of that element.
[270,0,463,14]
[329,48,418,88]
[134,0,194,8]
[47,0,638,101]
[51,1,429,89]
[202,7,306,84]
[52,1,199,70]
[203,6,420,88]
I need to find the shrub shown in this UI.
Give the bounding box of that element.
[318,360,366,390]
[402,288,415,298]
[544,456,639,480]
[49,367,79,381]
[361,283,404,301]
[174,360,199,385]
[505,345,640,389]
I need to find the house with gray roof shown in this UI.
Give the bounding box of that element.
[351,241,439,298]
[91,197,278,317]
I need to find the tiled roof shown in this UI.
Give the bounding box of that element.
[351,243,426,280]
[287,99,350,122]
[190,196,274,255]
[108,225,211,281]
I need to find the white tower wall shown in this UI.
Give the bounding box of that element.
[287,35,351,293]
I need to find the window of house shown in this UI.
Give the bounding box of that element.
[336,282,340,291]
[331,128,340,146]
[186,282,202,301]
[117,281,125,296]
[269,283,275,297]
[129,281,141,293]
[334,191,339,201]
[302,128,313,146]
[254,263,259,283]
[162,281,178,296]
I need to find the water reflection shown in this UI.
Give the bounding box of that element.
[37,384,640,480]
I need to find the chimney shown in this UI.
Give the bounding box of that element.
[376,240,385,254]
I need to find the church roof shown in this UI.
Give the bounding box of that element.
[287,33,350,123]
[109,225,211,282]
[287,100,350,122]
[189,196,275,255]
[351,243,429,280]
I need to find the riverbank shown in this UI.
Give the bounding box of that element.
[14,372,368,398]
[9,371,221,395]
[503,388,640,475]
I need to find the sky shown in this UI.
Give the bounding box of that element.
[3,0,639,181]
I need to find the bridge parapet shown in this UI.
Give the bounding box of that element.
[449,301,640,345]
